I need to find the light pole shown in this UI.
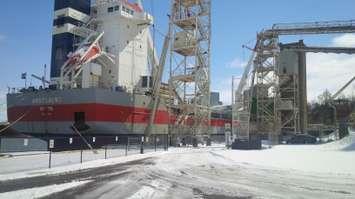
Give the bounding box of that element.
[231,76,241,141]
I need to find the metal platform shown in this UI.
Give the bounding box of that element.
[174,17,197,30]
[173,46,197,56]
[179,0,202,7]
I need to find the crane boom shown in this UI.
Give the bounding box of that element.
[145,24,172,136]
[31,74,50,87]
[234,51,256,103]
[332,76,355,100]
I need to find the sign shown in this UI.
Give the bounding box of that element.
[23,139,28,146]
[32,97,62,105]
[49,139,54,149]
[93,137,96,143]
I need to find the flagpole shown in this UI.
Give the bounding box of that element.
[21,73,27,88]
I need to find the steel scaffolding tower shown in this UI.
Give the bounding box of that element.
[169,0,211,136]
[255,20,355,144]
[235,19,355,144]
[253,34,280,143]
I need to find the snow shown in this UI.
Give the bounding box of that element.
[126,184,156,199]
[0,148,167,181]
[212,145,355,174]
[0,146,148,177]
[99,145,355,198]
[0,180,90,199]
[319,130,355,151]
[207,131,355,174]
[1,133,355,198]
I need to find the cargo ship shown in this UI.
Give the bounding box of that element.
[6,0,230,145]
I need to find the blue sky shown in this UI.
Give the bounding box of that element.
[1,0,355,121]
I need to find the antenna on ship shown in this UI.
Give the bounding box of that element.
[44,64,47,86]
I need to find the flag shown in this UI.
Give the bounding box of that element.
[21,73,27,79]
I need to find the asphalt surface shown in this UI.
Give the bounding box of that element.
[0,158,152,196]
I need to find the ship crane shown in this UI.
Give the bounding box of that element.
[145,23,172,136]
[31,74,50,88]
[233,19,355,144]
[332,76,355,100]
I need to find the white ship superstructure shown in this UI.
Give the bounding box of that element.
[88,0,155,91]
[51,0,156,92]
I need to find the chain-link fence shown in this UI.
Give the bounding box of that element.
[0,134,169,174]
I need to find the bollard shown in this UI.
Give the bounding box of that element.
[140,136,144,154]
[154,135,157,152]
[164,134,168,151]
[125,138,128,156]
[48,150,52,168]
[80,149,83,163]
[48,139,54,168]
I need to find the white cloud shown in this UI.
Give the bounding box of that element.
[306,34,355,101]
[226,57,247,68]
[218,57,246,104]
[332,33,355,47]
[307,52,355,101]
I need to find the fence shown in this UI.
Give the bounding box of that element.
[0,137,48,153]
[0,134,169,174]
[0,134,227,174]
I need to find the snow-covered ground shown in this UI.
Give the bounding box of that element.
[0,145,158,175]
[0,132,355,198]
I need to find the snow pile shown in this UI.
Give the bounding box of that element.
[319,130,355,151]
[211,136,355,175]
[0,180,90,199]
[218,130,355,174]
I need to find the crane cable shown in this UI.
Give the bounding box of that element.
[0,107,32,134]
[71,124,98,154]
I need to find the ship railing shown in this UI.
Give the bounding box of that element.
[7,86,47,94]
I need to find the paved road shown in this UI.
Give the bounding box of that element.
[0,158,151,195]
[1,148,354,199]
